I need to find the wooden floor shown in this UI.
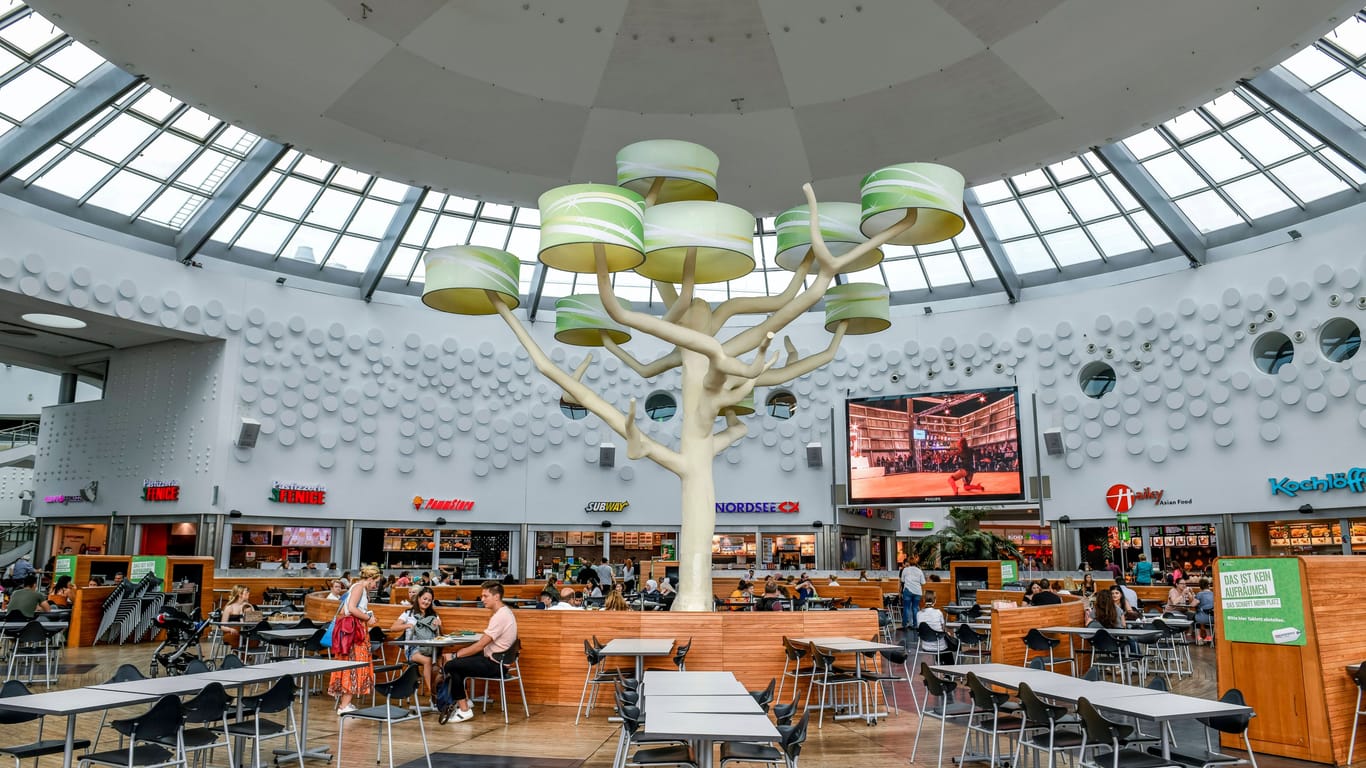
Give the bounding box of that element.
[5,635,1326,768]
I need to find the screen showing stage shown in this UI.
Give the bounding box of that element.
[846,387,1025,504]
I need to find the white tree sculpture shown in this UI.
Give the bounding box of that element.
[422,140,966,611]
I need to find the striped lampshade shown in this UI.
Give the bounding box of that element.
[421,246,520,315]
[824,283,890,335]
[616,140,719,204]
[537,184,646,274]
[639,201,755,284]
[859,162,966,246]
[774,202,883,273]
[554,294,631,346]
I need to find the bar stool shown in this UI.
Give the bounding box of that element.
[1022,628,1074,674]
[776,636,813,705]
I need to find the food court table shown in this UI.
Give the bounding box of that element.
[792,636,901,724]
[254,657,368,763]
[0,688,160,768]
[599,638,676,680]
[642,711,779,768]
[643,694,764,715]
[642,671,749,697]
[932,662,1252,760]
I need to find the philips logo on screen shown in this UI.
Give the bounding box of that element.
[1268,468,1366,497]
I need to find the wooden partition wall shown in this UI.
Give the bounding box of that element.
[306,592,878,706]
[69,586,115,647]
[988,594,1087,665]
[1215,556,1366,765]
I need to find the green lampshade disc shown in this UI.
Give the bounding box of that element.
[617,139,720,204]
[538,184,646,274]
[421,246,521,316]
[554,294,632,347]
[825,282,891,335]
[640,200,755,284]
[774,202,883,273]
[859,162,966,246]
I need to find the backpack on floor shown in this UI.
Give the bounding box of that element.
[433,668,456,722]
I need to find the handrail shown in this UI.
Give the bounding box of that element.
[0,422,39,450]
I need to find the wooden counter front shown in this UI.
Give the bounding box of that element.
[987,594,1087,666]
[306,592,878,706]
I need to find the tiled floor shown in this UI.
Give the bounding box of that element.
[0,636,1319,768]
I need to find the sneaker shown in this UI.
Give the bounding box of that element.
[337,704,357,716]
[450,708,474,723]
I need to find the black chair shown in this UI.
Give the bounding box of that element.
[91,664,148,750]
[578,639,631,724]
[237,619,272,665]
[1013,681,1084,768]
[615,703,697,768]
[0,679,91,767]
[466,638,529,722]
[960,672,1025,768]
[218,653,245,670]
[337,663,431,768]
[749,678,776,713]
[1023,628,1074,674]
[1086,629,1131,684]
[1179,689,1257,768]
[77,694,186,768]
[719,712,809,768]
[776,637,812,705]
[182,659,211,675]
[225,676,304,768]
[151,682,232,768]
[803,643,862,729]
[910,663,973,768]
[6,621,56,686]
[1076,697,1171,768]
[646,638,691,672]
[954,624,989,664]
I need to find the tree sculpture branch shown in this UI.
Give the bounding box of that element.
[754,321,848,386]
[722,186,914,357]
[488,291,684,475]
[708,252,815,332]
[712,410,749,455]
[599,332,683,378]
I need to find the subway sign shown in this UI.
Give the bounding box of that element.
[715,501,800,514]
[586,501,629,513]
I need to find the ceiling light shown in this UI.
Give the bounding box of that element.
[20,313,86,330]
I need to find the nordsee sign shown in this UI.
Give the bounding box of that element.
[1268,468,1366,497]
[715,501,800,514]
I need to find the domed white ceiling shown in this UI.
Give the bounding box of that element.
[31,0,1357,214]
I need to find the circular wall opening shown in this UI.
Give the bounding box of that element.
[1319,317,1360,363]
[644,392,677,422]
[1252,331,1294,374]
[1078,361,1116,399]
[559,398,588,420]
[766,391,797,420]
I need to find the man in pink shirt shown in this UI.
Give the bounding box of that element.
[440,581,518,723]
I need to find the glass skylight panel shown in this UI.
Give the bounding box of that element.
[302,188,359,229]
[30,151,109,198]
[1204,92,1255,126]
[1087,217,1147,257]
[480,202,514,221]
[0,66,62,120]
[327,235,377,271]
[1175,190,1241,232]
[347,198,396,239]
[292,155,335,181]
[972,179,1012,203]
[1020,191,1075,231]
[235,215,293,254]
[1221,175,1296,219]
[981,199,1033,239]
[85,170,158,215]
[170,108,219,141]
[1044,228,1102,267]
[128,88,180,122]
[140,187,206,228]
[386,247,423,280]
[920,251,970,286]
[1163,111,1215,142]
[879,257,929,291]
[1318,74,1366,125]
[1122,129,1171,160]
[1061,179,1119,220]
[1322,148,1366,185]
[442,194,478,215]
[369,177,409,202]
[727,268,769,297]
[960,248,996,283]
[331,166,370,192]
[1011,168,1050,193]
[1281,46,1344,87]
[1184,135,1255,183]
[37,40,100,82]
[515,207,540,226]
[281,227,336,266]
[1227,118,1299,165]
[1143,153,1206,197]
[427,214,473,249]
[1324,14,1366,57]
[0,10,60,55]
[1001,238,1054,274]
[126,132,198,178]
[1048,156,1090,183]
[505,225,539,261]
[469,220,510,248]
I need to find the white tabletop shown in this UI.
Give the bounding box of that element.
[644,694,764,715]
[1038,625,1163,639]
[252,658,368,676]
[1081,691,1252,720]
[258,628,318,642]
[390,636,477,648]
[642,711,780,742]
[91,675,228,696]
[600,638,676,657]
[642,671,749,697]
[0,621,69,631]
[0,688,159,715]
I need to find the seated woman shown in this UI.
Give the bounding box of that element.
[1091,588,1125,629]
[391,587,442,693]
[325,580,346,600]
[1166,578,1196,614]
[47,575,74,608]
[729,579,753,609]
[1022,582,1044,605]
[640,579,661,600]
[1193,578,1215,644]
[1079,573,1097,597]
[219,584,254,648]
[604,590,631,611]
[795,575,818,600]
[915,592,955,662]
[658,577,676,598]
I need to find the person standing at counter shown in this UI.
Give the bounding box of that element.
[1134,553,1153,585]
[899,556,925,631]
[440,581,517,724]
[594,558,615,590]
[621,558,636,593]
[330,565,382,716]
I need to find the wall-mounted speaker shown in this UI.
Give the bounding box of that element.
[805,442,822,468]
[599,443,616,468]
[1042,428,1065,456]
[435,517,447,526]
[1028,476,1052,500]
[601,520,612,528]
[236,418,261,448]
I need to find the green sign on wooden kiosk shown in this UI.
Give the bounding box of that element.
[129,555,167,583]
[1000,560,1017,583]
[1217,557,1306,646]
[53,555,76,580]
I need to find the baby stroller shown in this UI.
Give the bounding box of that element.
[149,607,210,677]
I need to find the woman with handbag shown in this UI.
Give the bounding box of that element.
[328,565,382,715]
[392,586,442,695]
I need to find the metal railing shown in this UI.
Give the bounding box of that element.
[0,422,38,450]
[0,519,36,552]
